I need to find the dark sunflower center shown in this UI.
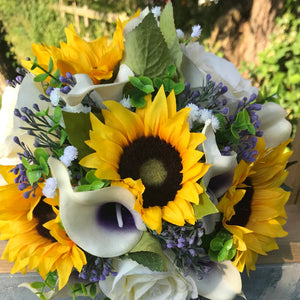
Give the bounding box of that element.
[118,136,183,208]
[33,198,57,242]
[226,179,253,227]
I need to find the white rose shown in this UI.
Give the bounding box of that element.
[256,102,292,148]
[0,74,46,165]
[99,257,198,300]
[182,42,258,113]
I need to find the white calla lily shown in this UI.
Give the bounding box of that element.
[202,120,237,198]
[256,102,292,148]
[48,157,146,258]
[191,260,244,300]
[0,73,46,165]
[60,64,134,108]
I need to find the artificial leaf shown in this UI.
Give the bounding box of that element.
[160,2,184,81]
[30,282,45,289]
[34,148,50,164]
[193,180,219,220]
[47,123,60,133]
[31,56,38,70]
[34,73,49,82]
[62,111,94,160]
[50,69,61,86]
[173,82,185,95]
[22,156,32,171]
[48,57,54,73]
[53,105,62,123]
[39,157,49,176]
[27,169,42,185]
[126,251,164,272]
[89,283,97,299]
[60,129,68,146]
[130,93,146,108]
[130,231,164,256]
[124,13,174,78]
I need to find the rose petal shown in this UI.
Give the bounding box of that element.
[48,157,146,257]
[256,102,292,148]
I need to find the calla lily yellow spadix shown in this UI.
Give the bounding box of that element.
[48,157,146,258]
[80,86,212,234]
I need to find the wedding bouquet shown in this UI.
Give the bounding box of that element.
[0,3,293,300]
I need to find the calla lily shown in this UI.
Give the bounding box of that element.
[60,64,134,108]
[47,157,146,258]
[201,120,237,198]
[0,73,46,165]
[256,102,292,148]
[190,260,244,300]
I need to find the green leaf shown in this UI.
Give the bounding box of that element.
[130,93,146,108]
[139,76,153,86]
[173,82,185,95]
[76,185,92,192]
[215,114,227,131]
[48,57,54,73]
[90,180,106,190]
[31,56,38,70]
[124,13,174,78]
[34,148,50,164]
[166,64,176,77]
[62,111,94,160]
[34,73,49,82]
[47,123,60,133]
[153,78,164,89]
[223,239,233,251]
[53,105,62,123]
[130,231,163,255]
[86,170,99,184]
[193,180,219,220]
[217,248,228,262]
[89,283,97,299]
[22,156,32,171]
[27,169,42,185]
[210,239,223,251]
[160,2,183,81]
[50,69,61,86]
[126,251,164,272]
[39,157,49,176]
[30,281,45,289]
[81,283,88,296]
[60,129,68,146]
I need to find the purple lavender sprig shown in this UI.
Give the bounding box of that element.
[178,74,229,117]
[153,221,212,280]
[79,256,117,282]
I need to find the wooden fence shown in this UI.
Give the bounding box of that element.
[53,0,128,36]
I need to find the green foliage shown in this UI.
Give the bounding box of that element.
[30,271,58,299]
[208,231,236,262]
[126,231,166,272]
[242,0,300,133]
[62,111,94,160]
[76,170,110,191]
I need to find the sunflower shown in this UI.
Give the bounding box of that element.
[0,171,86,290]
[80,86,211,233]
[217,137,292,273]
[22,20,125,84]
